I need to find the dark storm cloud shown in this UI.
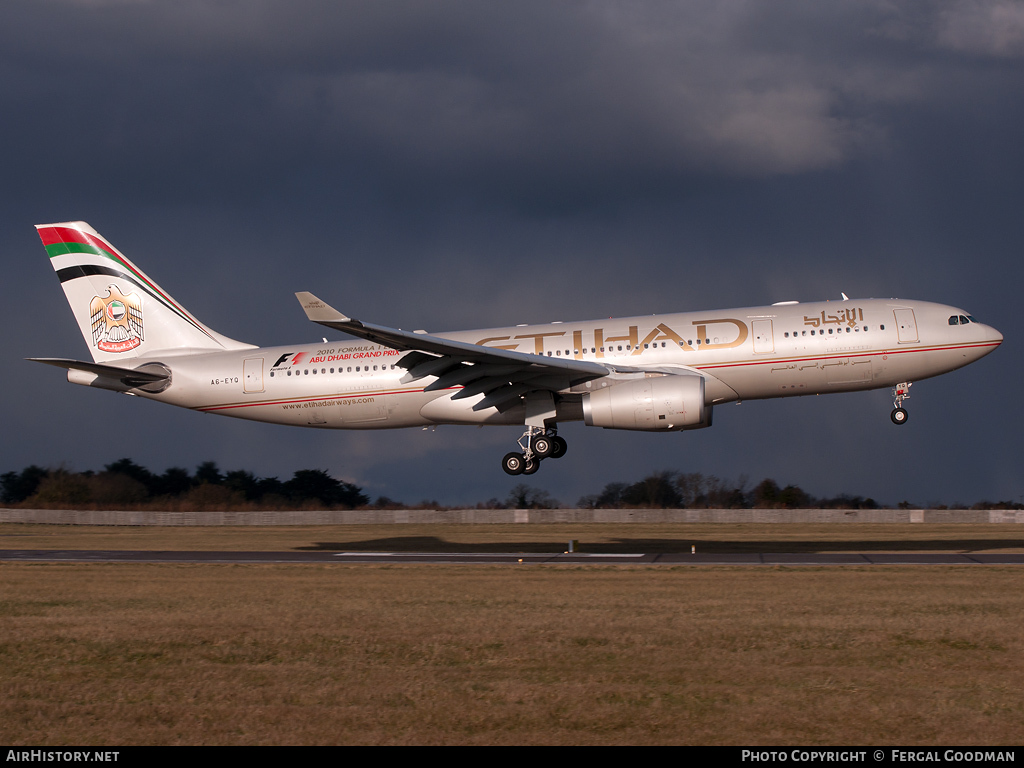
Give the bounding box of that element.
[2,0,1022,506]
[6,0,1019,213]
[0,2,921,200]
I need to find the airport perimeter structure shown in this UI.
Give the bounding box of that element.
[2,507,1022,525]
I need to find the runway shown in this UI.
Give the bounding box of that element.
[2,549,1023,565]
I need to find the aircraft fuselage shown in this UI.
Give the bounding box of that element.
[125,297,1001,430]
[34,220,1003,475]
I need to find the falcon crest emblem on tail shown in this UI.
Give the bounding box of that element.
[89,285,143,353]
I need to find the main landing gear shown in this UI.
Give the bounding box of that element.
[890,382,911,425]
[501,427,568,475]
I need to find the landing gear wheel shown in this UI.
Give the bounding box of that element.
[891,407,908,425]
[531,435,553,459]
[502,452,526,475]
[549,436,568,459]
[522,457,540,475]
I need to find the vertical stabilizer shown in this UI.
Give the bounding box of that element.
[37,221,253,363]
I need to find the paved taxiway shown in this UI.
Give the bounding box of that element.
[2,550,1022,565]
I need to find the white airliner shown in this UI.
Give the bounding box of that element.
[32,221,1003,475]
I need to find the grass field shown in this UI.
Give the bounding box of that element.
[2,523,1022,745]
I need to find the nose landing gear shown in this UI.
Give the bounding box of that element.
[501,427,568,475]
[890,382,911,425]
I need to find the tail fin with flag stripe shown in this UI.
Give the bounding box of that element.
[37,221,254,363]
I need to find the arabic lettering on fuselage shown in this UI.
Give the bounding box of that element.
[803,308,864,329]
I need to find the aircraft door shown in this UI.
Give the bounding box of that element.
[243,357,265,393]
[752,320,775,354]
[894,309,919,343]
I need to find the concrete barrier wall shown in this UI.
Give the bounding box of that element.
[2,508,1022,525]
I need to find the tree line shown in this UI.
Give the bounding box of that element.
[577,472,880,510]
[1,460,368,510]
[2,460,1021,510]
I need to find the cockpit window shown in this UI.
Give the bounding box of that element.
[949,314,979,325]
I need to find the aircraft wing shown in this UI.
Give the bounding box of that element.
[296,292,609,411]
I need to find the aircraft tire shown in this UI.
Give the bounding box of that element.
[522,456,540,475]
[502,452,526,475]
[891,407,908,425]
[550,436,568,459]
[532,436,553,458]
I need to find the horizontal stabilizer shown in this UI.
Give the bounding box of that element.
[28,357,170,388]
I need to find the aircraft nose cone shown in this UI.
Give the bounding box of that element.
[990,326,1004,345]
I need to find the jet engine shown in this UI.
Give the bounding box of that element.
[582,374,711,431]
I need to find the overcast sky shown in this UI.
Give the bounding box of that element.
[3,0,1022,507]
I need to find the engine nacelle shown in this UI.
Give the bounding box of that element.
[582,374,711,431]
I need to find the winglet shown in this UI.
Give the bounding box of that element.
[295,292,352,324]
